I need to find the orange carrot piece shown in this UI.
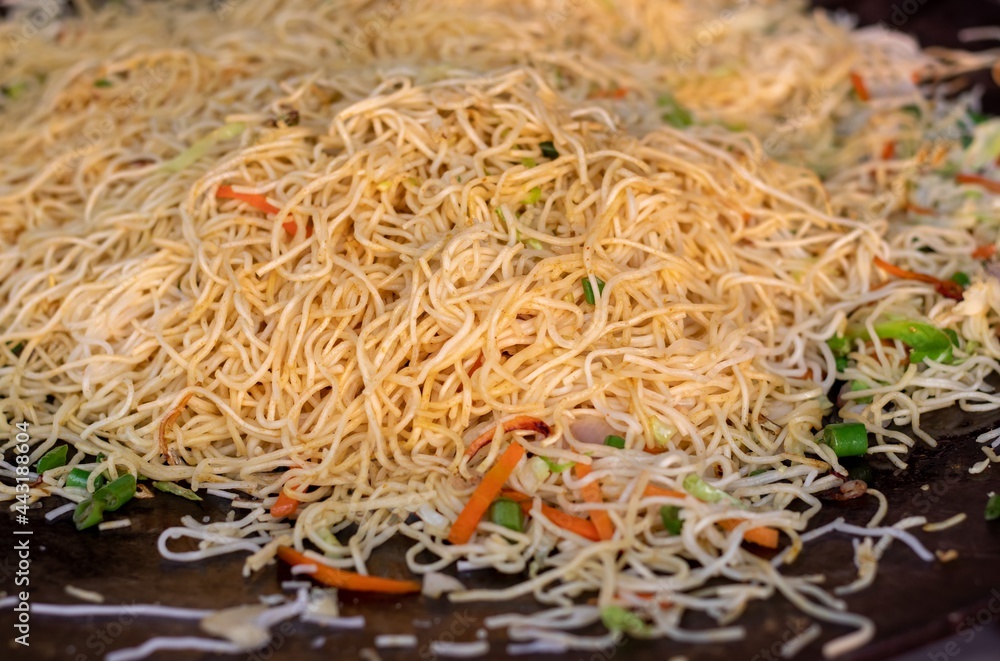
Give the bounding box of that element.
[850,72,870,101]
[906,202,935,216]
[642,484,686,500]
[217,185,310,237]
[574,464,614,541]
[467,352,484,377]
[498,489,532,503]
[270,490,300,519]
[217,185,281,214]
[276,546,420,594]
[502,489,601,541]
[873,255,963,300]
[956,173,1000,194]
[588,87,628,100]
[881,141,895,160]
[973,244,997,260]
[464,416,550,459]
[718,519,780,549]
[535,503,601,541]
[448,443,526,545]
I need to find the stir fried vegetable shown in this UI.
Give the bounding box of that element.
[821,422,869,457]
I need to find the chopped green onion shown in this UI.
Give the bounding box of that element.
[521,157,537,168]
[495,208,506,222]
[66,467,106,490]
[161,122,246,172]
[840,319,955,364]
[516,230,544,250]
[749,468,769,477]
[986,494,1000,521]
[604,435,626,449]
[682,474,741,507]
[969,111,989,125]
[826,335,851,356]
[73,498,106,531]
[650,417,675,447]
[489,498,525,533]
[523,186,542,205]
[871,319,953,364]
[2,82,28,100]
[152,481,202,501]
[950,271,970,288]
[539,141,558,159]
[65,468,91,489]
[901,104,921,118]
[36,446,68,474]
[657,92,693,128]
[660,506,683,535]
[835,356,849,372]
[93,474,137,512]
[821,422,868,457]
[540,456,574,473]
[94,78,113,88]
[316,527,341,549]
[581,276,605,305]
[600,605,650,636]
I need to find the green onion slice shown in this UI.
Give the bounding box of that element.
[821,422,869,457]
[152,481,202,501]
[660,506,683,535]
[603,435,626,449]
[489,498,525,533]
[582,276,605,305]
[36,446,68,474]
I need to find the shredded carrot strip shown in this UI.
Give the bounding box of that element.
[448,443,525,545]
[464,416,550,458]
[467,352,484,377]
[536,503,600,541]
[973,244,997,260]
[881,141,895,160]
[276,546,420,594]
[873,255,963,300]
[574,463,614,541]
[849,72,870,101]
[956,173,1000,194]
[216,185,280,214]
[587,87,628,99]
[270,490,300,519]
[642,484,686,500]
[498,488,531,502]
[217,185,312,237]
[718,519,780,549]
[905,202,935,216]
[501,489,601,540]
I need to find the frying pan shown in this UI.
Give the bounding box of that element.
[3,1,1000,659]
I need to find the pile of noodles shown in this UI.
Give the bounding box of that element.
[2,0,1000,657]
